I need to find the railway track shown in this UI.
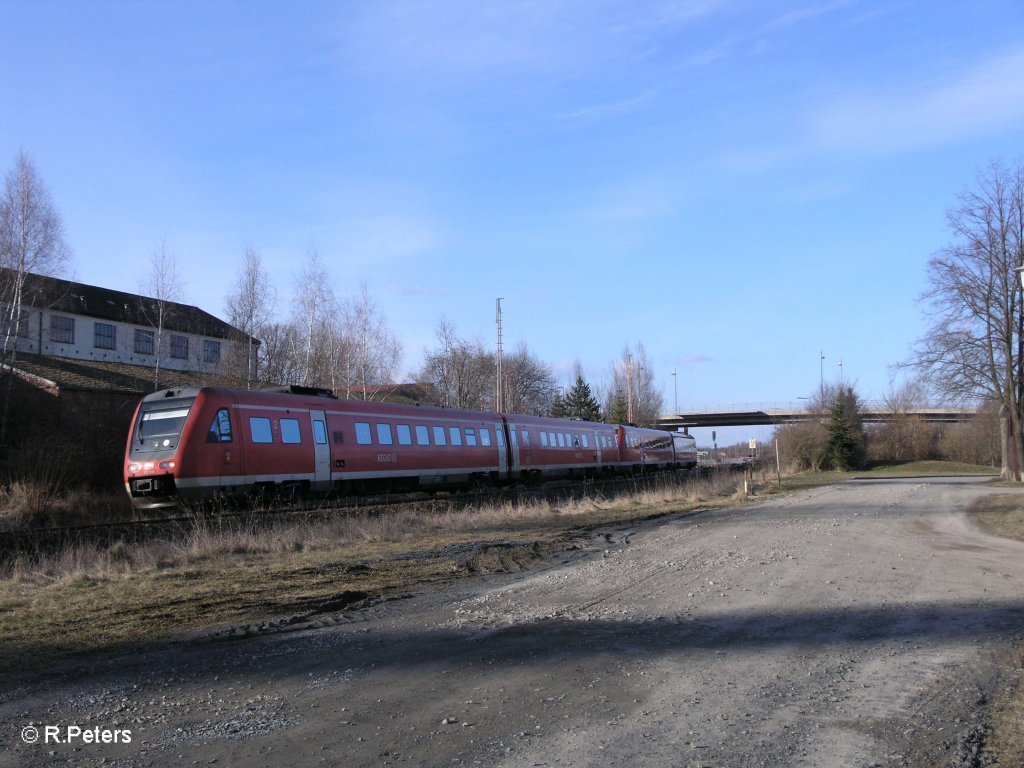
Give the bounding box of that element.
[0,467,726,561]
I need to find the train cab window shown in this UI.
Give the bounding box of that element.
[313,420,328,445]
[433,426,447,446]
[397,424,412,445]
[281,418,302,444]
[377,424,393,445]
[206,408,233,443]
[465,428,477,446]
[250,417,273,444]
[416,425,430,445]
[355,422,373,445]
[449,427,462,446]
[480,428,491,447]
[540,432,548,447]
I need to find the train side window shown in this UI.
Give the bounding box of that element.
[416,425,430,445]
[510,429,518,447]
[521,431,529,446]
[206,408,233,443]
[581,434,589,448]
[281,418,302,444]
[355,422,373,445]
[557,433,565,448]
[433,426,447,446]
[540,432,548,447]
[377,424,393,445]
[250,417,273,444]
[480,428,491,447]
[397,424,412,445]
[465,428,477,446]
[449,427,462,446]
[313,420,328,445]
[548,431,556,446]
[572,434,580,448]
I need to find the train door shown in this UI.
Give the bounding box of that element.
[504,419,521,477]
[309,409,331,492]
[494,420,509,480]
[593,429,603,471]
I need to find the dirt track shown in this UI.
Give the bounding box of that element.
[3,476,1024,767]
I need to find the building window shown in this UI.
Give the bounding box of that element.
[134,329,155,355]
[51,315,74,344]
[1,306,27,341]
[170,334,188,359]
[94,322,116,350]
[203,339,220,364]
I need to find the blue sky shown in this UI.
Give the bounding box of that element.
[3,0,1024,447]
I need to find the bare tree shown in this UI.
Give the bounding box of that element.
[139,238,184,391]
[502,341,557,415]
[416,319,491,409]
[225,244,275,388]
[290,244,338,388]
[339,285,403,400]
[910,159,1024,480]
[0,151,72,444]
[604,342,664,427]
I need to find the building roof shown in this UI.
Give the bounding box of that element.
[3,268,253,342]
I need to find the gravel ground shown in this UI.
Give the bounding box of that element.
[2,476,1023,767]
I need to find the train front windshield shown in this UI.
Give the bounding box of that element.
[131,398,195,454]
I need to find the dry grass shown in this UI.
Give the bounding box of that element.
[968,492,1024,764]
[0,471,747,678]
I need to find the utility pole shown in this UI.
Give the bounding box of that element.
[625,356,632,423]
[495,298,504,413]
[820,351,825,404]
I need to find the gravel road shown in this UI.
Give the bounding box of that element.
[3,476,1024,767]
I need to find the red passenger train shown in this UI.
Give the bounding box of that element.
[124,385,698,510]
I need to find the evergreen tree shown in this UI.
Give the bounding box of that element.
[564,372,602,421]
[608,389,628,424]
[551,390,566,418]
[827,385,865,470]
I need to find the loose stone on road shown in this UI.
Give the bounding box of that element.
[3,476,1023,767]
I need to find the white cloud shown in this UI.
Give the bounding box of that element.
[810,48,1024,155]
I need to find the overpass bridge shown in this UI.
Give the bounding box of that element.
[657,403,976,430]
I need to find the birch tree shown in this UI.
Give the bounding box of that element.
[225,244,275,387]
[140,238,184,391]
[0,151,71,444]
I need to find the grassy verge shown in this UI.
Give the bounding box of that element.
[0,472,750,680]
[969,489,1024,765]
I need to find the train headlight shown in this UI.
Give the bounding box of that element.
[127,463,141,473]
[159,461,176,471]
